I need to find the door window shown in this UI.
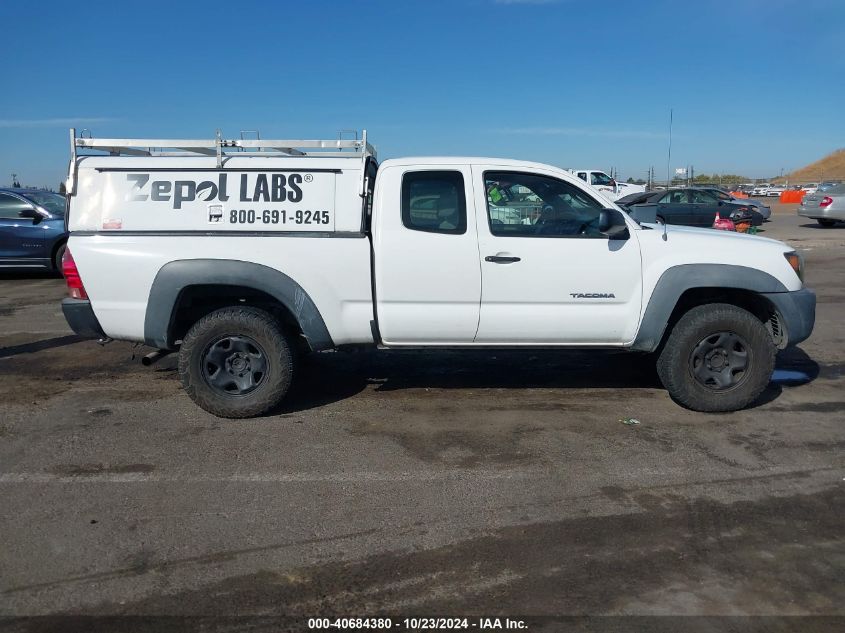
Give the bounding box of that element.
[690,190,717,203]
[0,193,31,219]
[590,172,614,187]
[658,190,690,204]
[401,171,466,234]
[484,172,605,237]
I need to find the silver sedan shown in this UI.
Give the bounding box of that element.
[798,184,845,227]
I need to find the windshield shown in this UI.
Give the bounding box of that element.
[22,191,66,215]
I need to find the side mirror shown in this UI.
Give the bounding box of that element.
[18,208,42,223]
[717,200,724,206]
[598,208,629,238]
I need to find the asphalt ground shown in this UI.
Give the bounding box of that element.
[0,202,843,632]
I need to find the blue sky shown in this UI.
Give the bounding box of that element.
[2,0,843,187]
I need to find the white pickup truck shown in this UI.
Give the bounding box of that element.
[568,169,646,201]
[61,130,815,418]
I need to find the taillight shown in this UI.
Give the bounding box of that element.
[62,248,88,300]
[819,197,833,208]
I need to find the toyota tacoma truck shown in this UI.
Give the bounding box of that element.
[60,130,815,418]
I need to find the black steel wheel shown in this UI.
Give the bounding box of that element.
[689,331,749,391]
[178,307,294,418]
[657,303,775,412]
[201,335,269,396]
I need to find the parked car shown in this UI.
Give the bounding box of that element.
[617,188,764,227]
[751,183,772,196]
[766,185,786,197]
[0,188,68,271]
[698,186,771,220]
[817,181,842,193]
[798,183,845,227]
[801,183,819,194]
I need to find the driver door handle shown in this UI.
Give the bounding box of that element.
[485,255,521,263]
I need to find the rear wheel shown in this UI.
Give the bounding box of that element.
[655,215,666,225]
[656,304,775,412]
[817,219,836,228]
[178,307,293,418]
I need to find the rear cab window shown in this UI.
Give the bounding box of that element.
[401,171,467,234]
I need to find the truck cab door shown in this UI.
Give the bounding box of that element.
[472,167,642,345]
[372,165,481,345]
[589,171,618,201]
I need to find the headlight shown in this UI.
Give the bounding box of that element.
[784,251,804,282]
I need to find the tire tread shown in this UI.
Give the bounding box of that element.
[656,303,775,412]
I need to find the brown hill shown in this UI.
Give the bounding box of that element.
[776,148,845,184]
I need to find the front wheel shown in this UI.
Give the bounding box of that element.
[656,304,775,412]
[178,307,294,418]
[54,243,67,275]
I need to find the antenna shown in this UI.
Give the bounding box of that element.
[666,108,673,190]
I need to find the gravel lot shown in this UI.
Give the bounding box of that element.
[1,204,843,629]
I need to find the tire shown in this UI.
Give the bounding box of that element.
[54,243,67,275]
[178,307,294,418]
[817,219,836,228]
[656,304,775,412]
[656,215,666,225]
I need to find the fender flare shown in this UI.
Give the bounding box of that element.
[631,264,788,352]
[144,259,334,351]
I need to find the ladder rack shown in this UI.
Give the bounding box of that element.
[66,128,375,195]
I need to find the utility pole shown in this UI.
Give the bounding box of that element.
[11,173,20,188]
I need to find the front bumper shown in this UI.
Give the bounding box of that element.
[62,298,106,339]
[763,288,816,348]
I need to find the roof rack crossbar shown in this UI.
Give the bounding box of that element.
[66,128,375,196]
[74,136,374,155]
